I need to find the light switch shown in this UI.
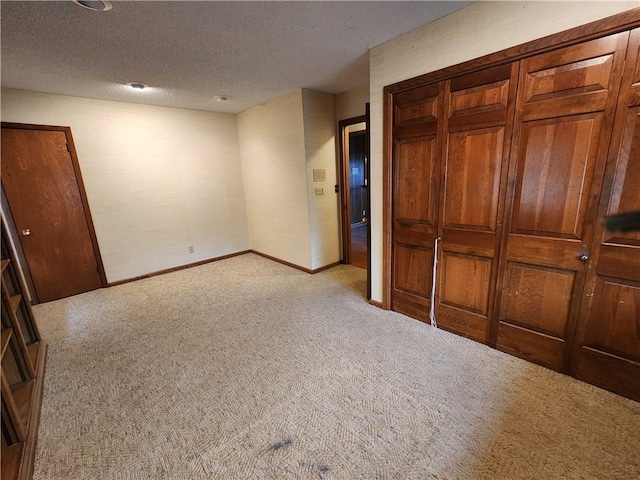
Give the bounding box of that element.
[315,187,324,196]
[313,169,326,182]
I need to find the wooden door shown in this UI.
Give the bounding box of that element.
[495,33,630,371]
[349,131,368,270]
[1,124,104,303]
[436,64,518,343]
[391,84,442,322]
[569,29,640,401]
[349,131,367,225]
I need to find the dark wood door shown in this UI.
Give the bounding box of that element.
[391,84,442,322]
[436,63,518,343]
[569,29,640,401]
[1,125,104,303]
[495,33,629,371]
[348,132,367,225]
[348,131,368,270]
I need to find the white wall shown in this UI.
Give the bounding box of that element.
[238,88,341,271]
[1,88,250,283]
[336,85,369,122]
[368,0,639,303]
[237,90,312,268]
[302,89,340,270]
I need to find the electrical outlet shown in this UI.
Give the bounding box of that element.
[188,245,194,254]
[315,187,324,196]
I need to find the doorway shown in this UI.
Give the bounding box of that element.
[339,108,370,298]
[1,123,106,303]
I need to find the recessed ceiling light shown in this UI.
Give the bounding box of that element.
[214,95,230,102]
[72,1,113,12]
[126,82,149,91]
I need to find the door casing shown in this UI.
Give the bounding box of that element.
[338,112,371,299]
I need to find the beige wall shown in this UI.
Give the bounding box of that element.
[237,90,311,268]
[368,0,639,303]
[302,89,340,270]
[1,88,250,283]
[336,85,369,122]
[238,89,340,271]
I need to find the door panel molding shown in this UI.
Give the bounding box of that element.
[510,114,603,239]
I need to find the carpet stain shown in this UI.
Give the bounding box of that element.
[318,464,330,474]
[268,438,293,452]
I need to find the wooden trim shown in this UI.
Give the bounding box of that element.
[1,370,26,441]
[365,102,371,300]
[385,8,640,94]
[382,86,394,310]
[368,299,384,309]
[488,61,521,348]
[19,341,47,480]
[63,127,108,288]
[0,122,109,301]
[338,115,367,266]
[108,250,251,286]
[250,250,340,274]
[338,111,372,300]
[311,261,342,274]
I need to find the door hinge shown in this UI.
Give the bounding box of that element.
[334,185,339,193]
[66,143,71,153]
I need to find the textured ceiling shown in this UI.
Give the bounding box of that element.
[1,1,473,114]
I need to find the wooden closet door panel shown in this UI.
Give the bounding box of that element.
[511,114,602,240]
[391,85,442,322]
[392,244,432,321]
[436,63,518,343]
[496,32,629,371]
[443,127,503,231]
[394,138,436,225]
[520,33,622,120]
[570,29,640,401]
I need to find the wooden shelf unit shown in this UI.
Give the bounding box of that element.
[1,218,47,480]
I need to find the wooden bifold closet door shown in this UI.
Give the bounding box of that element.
[387,17,640,401]
[391,84,442,322]
[495,32,629,371]
[436,63,518,343]
[569,28,640,401]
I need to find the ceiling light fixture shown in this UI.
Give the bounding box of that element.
[127,82,149,90]
[214,95,230,102]
[72,1,113,12]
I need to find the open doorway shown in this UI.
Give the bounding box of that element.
[338,106,370,298]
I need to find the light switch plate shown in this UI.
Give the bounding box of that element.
[315,187,324,196]
[313,169,326,182]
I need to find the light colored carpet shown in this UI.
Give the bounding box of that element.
[32,253,639,479]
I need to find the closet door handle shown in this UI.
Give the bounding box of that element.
[580,254,589,261]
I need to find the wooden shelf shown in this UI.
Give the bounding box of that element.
[9,294,22,315]
[2,218,47,480]
[11,380,35,431]
[0,442,24,480]
[27,342,41,365]
[1,328,12,359]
